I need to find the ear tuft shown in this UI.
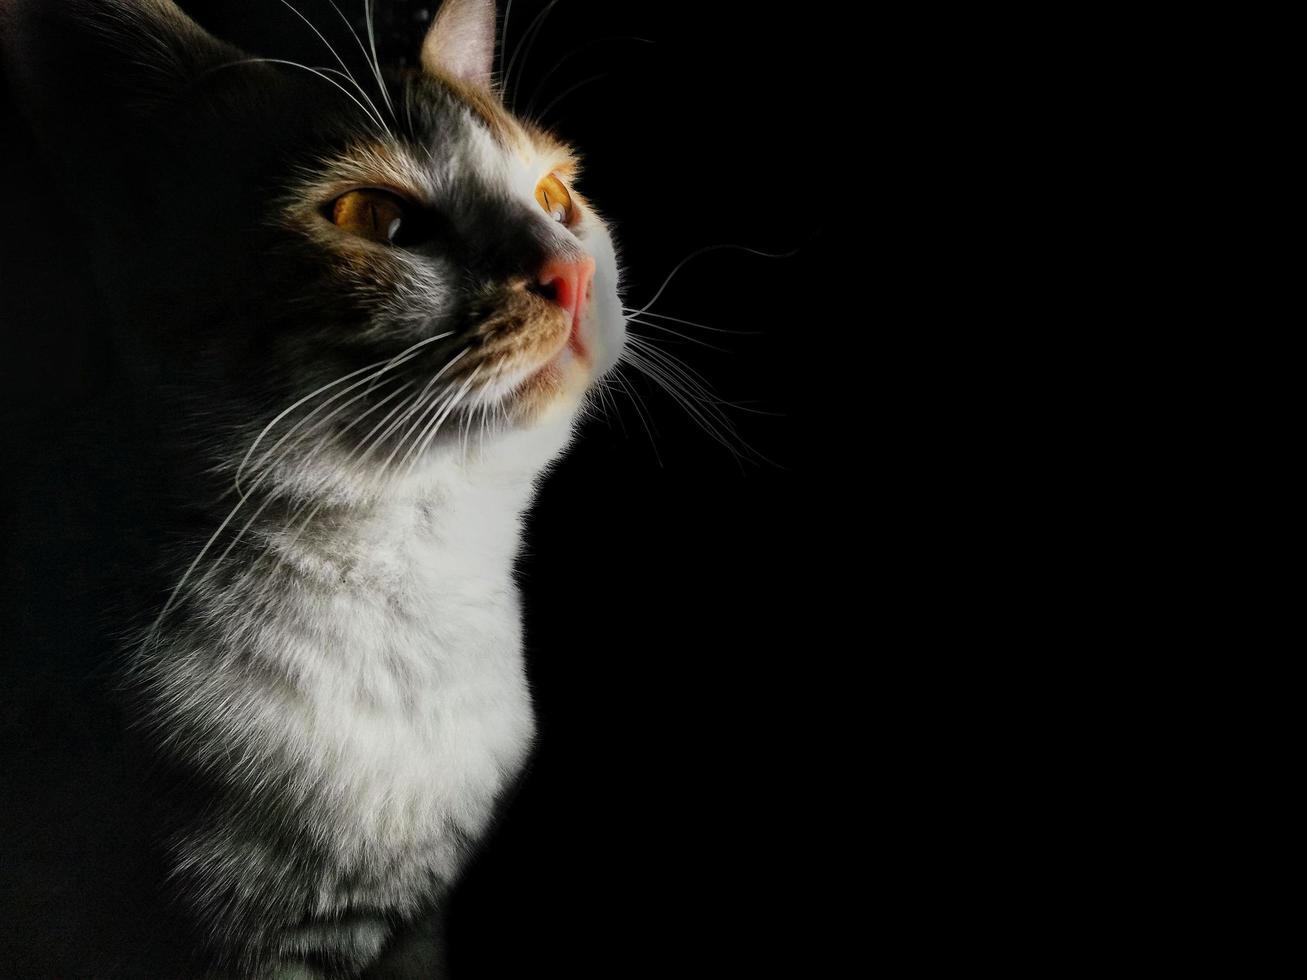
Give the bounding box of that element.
[420,0,496,88]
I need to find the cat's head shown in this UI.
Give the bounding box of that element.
[2,0,625,490]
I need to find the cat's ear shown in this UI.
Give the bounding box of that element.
[420,0,497,88]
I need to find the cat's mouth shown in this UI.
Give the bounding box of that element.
[359,287,594,452]
[472,293,570,368]
[506,315,594,420]
[455,291,590,421]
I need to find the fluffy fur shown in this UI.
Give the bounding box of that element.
[1,0,625,974]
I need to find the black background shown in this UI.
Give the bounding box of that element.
[5,2,851,976]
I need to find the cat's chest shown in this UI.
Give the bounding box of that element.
[189,497,538,860]
[152,480,545,936]
[266,552,533,843]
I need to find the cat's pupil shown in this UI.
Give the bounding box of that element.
[330,189,410,245]
[534,174,573,226]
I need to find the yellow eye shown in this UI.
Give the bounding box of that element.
[534,174,574,225]
[330,188,408,244]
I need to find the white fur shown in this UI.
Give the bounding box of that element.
[142,127,624,969]
[144,417,578,969]
[123,39,628,962]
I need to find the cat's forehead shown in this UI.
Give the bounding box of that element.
[313,76,576,202]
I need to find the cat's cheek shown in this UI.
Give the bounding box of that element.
[545,347,598,406]
[572,224,625,380]
[587,285,627,379]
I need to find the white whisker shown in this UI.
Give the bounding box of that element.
[377,348,472,474]
[235,331,452,494]
[534,72,606,124]
[621,337,775,466]
[275,0,391,134]
[610,365,661,466]
[324,0,395,119]
[524,36,652,117]
[403,365,483,480]
[626,317,730,352]
[626,244,800,322]
[362,0,395,118]
[621,306,761,336]
[208,57,390,135]
[504,0,561,105]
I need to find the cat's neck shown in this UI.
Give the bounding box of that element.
[231,412,576,597]
[135,417,576,697]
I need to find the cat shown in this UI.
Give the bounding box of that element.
[0,0,625,975]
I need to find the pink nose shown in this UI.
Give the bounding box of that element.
[537,255,596,325]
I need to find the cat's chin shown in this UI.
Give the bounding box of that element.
[506,342,593,425]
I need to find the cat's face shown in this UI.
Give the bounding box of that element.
[280,67,625,440]
[7,0,624,488]
[229,0,628,489]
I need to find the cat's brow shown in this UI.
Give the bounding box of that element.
[323,142,432,198]
[549,156,580,179]
[517,119,577,172]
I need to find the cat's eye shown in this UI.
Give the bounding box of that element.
[534,174,574,225]
[329,188,410,244]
